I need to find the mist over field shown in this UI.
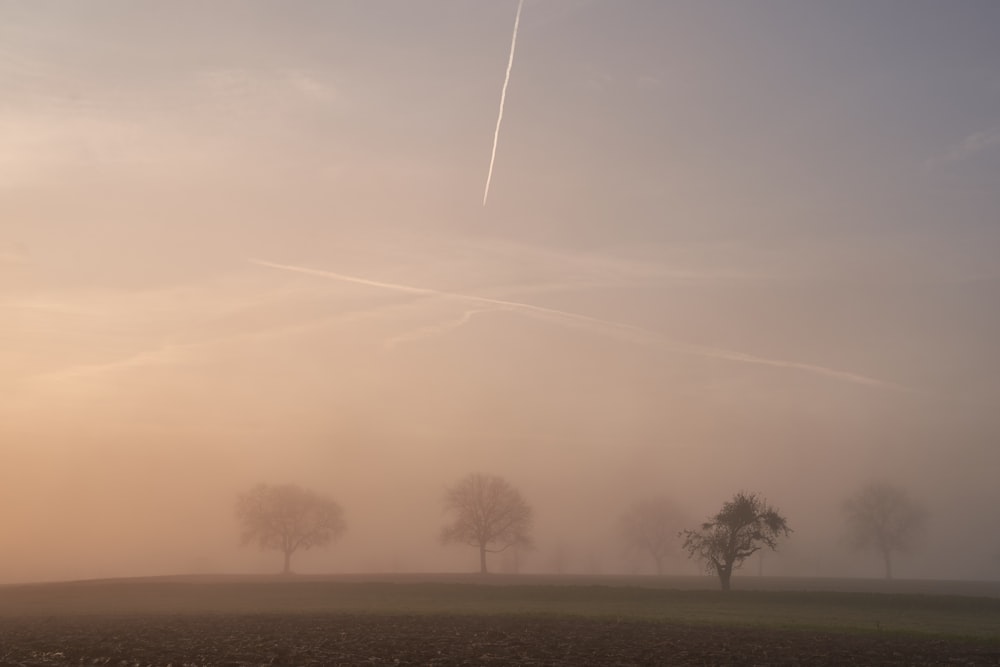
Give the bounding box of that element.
[2,1,999,586]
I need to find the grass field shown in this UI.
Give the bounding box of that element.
[2,574,999,642]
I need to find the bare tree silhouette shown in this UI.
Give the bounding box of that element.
[844,481,927,580]
[619,496,683,575]
[441,473,533,574]
[237,483,346,574]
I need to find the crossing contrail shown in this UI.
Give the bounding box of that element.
[482,0,524,207]
[250,258,910,391]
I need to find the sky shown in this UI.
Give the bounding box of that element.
[2,0,999,584]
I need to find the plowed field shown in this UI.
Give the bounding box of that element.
[2,613,998,666]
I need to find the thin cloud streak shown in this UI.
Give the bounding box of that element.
[24,344,189,387]
[386,308,498,349]
[925,125,1000,170]
[482,0,524,207]
[250,259,908,391]
[22,303,397,389]
[250,258,653,334]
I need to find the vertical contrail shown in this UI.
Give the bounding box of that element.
[482,0,524,207]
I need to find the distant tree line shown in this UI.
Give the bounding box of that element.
[236,477,927,588]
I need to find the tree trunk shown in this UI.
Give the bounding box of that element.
[283,549,293,575]
[479,545,488,574]
[882,549,893,580]
[717,564,732,591]
[654,555,664,575]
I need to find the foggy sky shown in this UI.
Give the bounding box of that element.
[2,1,999,584]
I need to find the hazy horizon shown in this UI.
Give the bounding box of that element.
[3,1,999,585]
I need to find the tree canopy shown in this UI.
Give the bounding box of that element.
[236,483,346,574]
[681,491,790,591]
[843,481,927,580]
[619,496,684,575]
[441,473,533,574]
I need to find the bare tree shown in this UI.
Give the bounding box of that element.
[681,491,790,591]
[619,496,683,575]
[237,483,346,575]
[441,473,533,574]
[843,481,927,580]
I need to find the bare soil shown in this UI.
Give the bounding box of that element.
[1,613,998,666]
